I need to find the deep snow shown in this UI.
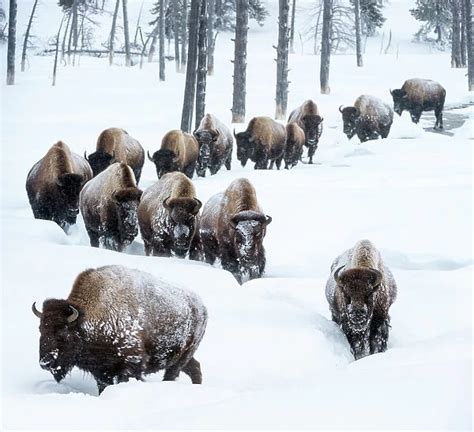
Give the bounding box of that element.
[1,0,472,429]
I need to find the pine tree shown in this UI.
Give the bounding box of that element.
[410,0,452,45]
[466,0,473,90]
[320,0,332,94]
[6,0,17,85]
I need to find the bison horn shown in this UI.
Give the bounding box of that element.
[163,196,171,211]
[147,150,154,162]
[233,128,237,138]
[193,198,202,214]
[32,302,43,319]
[334,265,345,285]
[84,151,88,160]
[67,305,79,323]
[338,105,344,113]
[264,215,272,226]
[389,88,393,96]
[212,129,220,139]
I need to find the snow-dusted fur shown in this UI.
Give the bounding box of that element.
[193,113,233,177]
[79,162,142,251]
[340,95,394,142]
[234,117,286,170]
[147,130,199,179]
[32,265,208,394]
[85,128,145,183]
[288,100,323,164]
[26,141,93,230]
[200,178,272,284]
[390,78,446,128]
[326,240,397,360]
[138,172,202,258]
[284,122,305,169]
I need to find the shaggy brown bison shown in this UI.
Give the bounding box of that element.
[390,78,446,128]
[193,114,233,177]
[325,240,397,360]
[84,128,145,183]
[284,122,305,169]
[200,178,272,284]
[32,265,208,394]
[147,130,199,179]
[79,162,142,252]
[339,95,394,143]
[234,117,286,170]
[288,100,323,164]
[26,141,92,230]
[138,172,202,258]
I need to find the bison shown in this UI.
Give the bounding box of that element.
[284,122,305,169]
[233,117,286,170]
[79,162,142,252]
[193,114,233,177]
[288,100,323,164]
[84,128,145,183]
[325,240,397,360]
[200,178,272,284]
[390,78,446,128]
[32,265,208,394]
[138,172,202,258]
[147,130,199,179]
[339,95,394,143]
[26,141,92,230]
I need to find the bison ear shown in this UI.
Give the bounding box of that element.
[192,198,202,215]
[264,215,272,226]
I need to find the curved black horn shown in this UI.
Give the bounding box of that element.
[389,88,393,96]
[32,302,43,319]
[334,265,345,285]
[163,196,171,211]
[338,105,344,113]
[233,128,237,138]
[83,151,88,160]
[147,150,154,162]
[67,305,79,323]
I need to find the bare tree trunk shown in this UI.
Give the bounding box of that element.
[71,0,79,65]
[207,0,216,75]
[53,14,66,86]
[320,0,332,94]
[354,0,363,66]
[460,0,467,67]
[289,0,296,53]
[451,0,462,68]
[180,0,188,72]
[275,0,289,120]
[231,0,249,123]
[313,3,322,55]
[148,26,158,62]
[61,12,71,62]
[195,0,207,129]
[133,0,144,44]
[6,0,17,85]
[109,0,120,65]
[21,0,39,72]
[466,0,474,90]
[159,0,166,80]
[174,0,180,71]
[122,0,131,66]
[180,0,200,132]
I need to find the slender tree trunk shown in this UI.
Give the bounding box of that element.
[320,0,332,94]
[354,0,363,66]
[53,15,66,86]
[451,0,462,68]
[21,0,39,72]
[180,0,188,72]
[207,0,216,75]
[289,0,296,53]
[159,0,166,80]
[6,0,17,85]
[180,0,200,132]
[195,0,207,129]
[174,0,180,71]
[460,0,467,67]
[71,0,79,65]
[466,0,474,90]
[122,0,131,66]
[313,4,322,55]
[134,0,144,44]
[148,27,158,62]
[61,12,71,61]
[109,0,120,65]
[231,0,249,123]
[275,0,289,120]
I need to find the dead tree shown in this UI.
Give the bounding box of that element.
[6,0,17,85]
[180,0,188,72]
[53,14,66,86]
[451,0,462,68]
[195,0,207,128]
[289,0,296,53]
[354,0,363,66]
[460,0,467,67]
[173,0,180,71]
[109,0,120,65]
[61,13,71,61]
[21,0,39,72]
[320,0,332,94]
[466,0,473,90]
[122,0,131,66]
[207,0,216,74]
[231,0,249,123]
[275,0,290,120]
[159,0,165,80]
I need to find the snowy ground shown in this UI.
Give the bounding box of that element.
[1,0,472,429]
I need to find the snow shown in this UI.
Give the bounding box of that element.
[1,0,472,429]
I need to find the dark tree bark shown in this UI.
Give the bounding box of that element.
[53,15,66,86]
[159,0,165,80]
[180,0,200,132]
[21,0,39,72]
[289,0,296,53]
[275,0,289,120]
[451,0,462,68]
[320,0,332,94]
[195,0,207,128]
[109,0,120,65]
[61,12,71,62]
[354,0,363,66]
[180,0,188,72]
[173,0,180,71]
[71,0,79,64]
[122,0,131,66]
[133,0,144,44]
[466,0,474,90]
[207,0,216,74]
[231,0,249,123]
[6,0,17,85]
[460,0,467,67]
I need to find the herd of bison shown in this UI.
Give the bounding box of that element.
[27,78,445,394]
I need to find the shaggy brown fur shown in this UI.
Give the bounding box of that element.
[26,141,93,230]
[80,162,142,252]
[234,117,286,170]
[138,172,202,258]
[284,123,305,169]
[200,178,272,284]
[32,265,208,394]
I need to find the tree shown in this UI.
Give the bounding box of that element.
[53,14,67,86]
[451,0,462,67]
[275,0,289,119]
[231,0,249,123]
[180,0,188,71]
[357,0,385,36]
[109,0,120,65]
[21,0,39,72]
[122,0,131,66]
[6,0,17,85]
[0,1,6,42]
[410,0,451,45]
[354,0,362,66]
[466,0,473,90]
[214,0,267,31]
[159,0,166,79]
[207,0,216,74]
[289,0,296,53]
[320,0,332,94]
[195,0,207,128]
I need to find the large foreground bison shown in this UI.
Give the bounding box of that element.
[325,240,397,360]
[390,78,446,128]
[200,178,272,284]
[32,265,208,394]
[26,141,92,230]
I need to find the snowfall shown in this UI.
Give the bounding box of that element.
[1,0,472,429]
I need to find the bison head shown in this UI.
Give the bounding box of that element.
[112,187,143,250]
[163,196,202,257]
[301,115,323,147]
[55,173,85,227]
[334,266,383,333]
[85,150,116,177]
[194,129,220,177]
[339,106,360,139]
[32,300,81,383]
[234,130,254,167]
[148,149,179,179]
[390,88,407,115]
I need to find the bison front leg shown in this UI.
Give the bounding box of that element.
[307,144,317,164]
[225,151,232,170]
[410,108,422,124]
[182,357,202,384]
[347,331,370,360]
[369,315,390,355]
